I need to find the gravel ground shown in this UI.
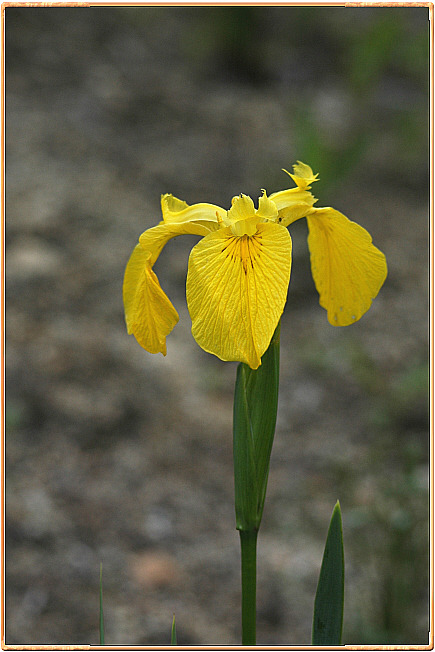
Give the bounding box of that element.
[5,6,429,646]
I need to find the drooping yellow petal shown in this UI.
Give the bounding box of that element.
[139,221,212,266]
[306,207,388,326]
[186,223,292,369]
[125,209,219,354]
[123,243,179,355]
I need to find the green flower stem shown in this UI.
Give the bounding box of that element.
[240,529,258,646]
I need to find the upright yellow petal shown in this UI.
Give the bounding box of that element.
[256,190,279,221]
[285,161,319,189]
[123,243,179,355]
[269,187,317,227]
[268,163,319,226]
[161,194,189,215]
[161,193,226,229]
[186,223,292,369]
[306,207,387,326]
[228,194,256,220]
[224,194,258,236]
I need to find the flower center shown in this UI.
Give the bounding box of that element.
[223,234,262,274]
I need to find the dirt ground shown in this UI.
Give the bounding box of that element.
[5,6,429,646]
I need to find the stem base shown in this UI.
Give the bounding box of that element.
[240,529,258,646]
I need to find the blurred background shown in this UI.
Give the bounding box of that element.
[5,6,429,645]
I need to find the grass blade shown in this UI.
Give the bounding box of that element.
[99,563,105,645]
[171,614,177,645]
[312,501,344,645]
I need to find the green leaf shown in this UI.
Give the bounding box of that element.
[171,614,177,645]
[312,501,345,645]
[99,563,105,645]
[233,323,280,531]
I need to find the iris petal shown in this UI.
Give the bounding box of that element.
[286,161,319,189]
[139,221,212,266]
[256,190,278,220]
[186,223,292,369]
[224,194,258,236]
[123,243,179,355]
[307,207,388,326]
[268,187,317,227]
[161,193,225,229]
[268,162,319,226]
[124,197,226,353]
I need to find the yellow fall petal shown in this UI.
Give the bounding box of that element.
[139,221,212,266]
[125,211,218,354]
[123,243,179,355]
[186,223,292,369]
[306,207,388,326]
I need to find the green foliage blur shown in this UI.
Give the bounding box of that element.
[179,6,428,193]
[300,333,428,643]
[122,6,428,197]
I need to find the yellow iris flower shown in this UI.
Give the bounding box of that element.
[123,163,387,369]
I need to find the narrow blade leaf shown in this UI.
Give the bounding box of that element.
[312,501,344,645]
[171,614,177,645]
